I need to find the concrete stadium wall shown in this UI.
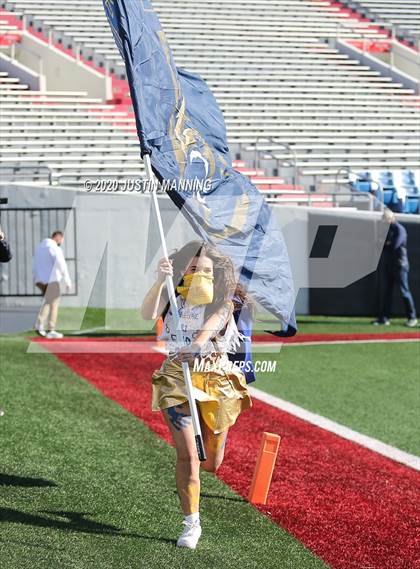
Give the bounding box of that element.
[0,186,194,316]
[0,186,308,330]
[1,185,418,331]
[16,32,112,99]
[335,39,419,94]
[392,42,420,84]
[0,52,42,91]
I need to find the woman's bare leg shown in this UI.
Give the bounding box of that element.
[163,402,230,513]
[201,419,229,473]
[162,403,201,515]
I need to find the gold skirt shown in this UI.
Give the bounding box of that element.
[151,354,252,434]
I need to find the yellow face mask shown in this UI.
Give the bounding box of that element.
[176,271,214,305]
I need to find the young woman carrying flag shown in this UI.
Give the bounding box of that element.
[141,241,253,549]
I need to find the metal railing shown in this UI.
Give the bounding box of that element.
[264,190,378,211]
[0,164,54,185]
[246,138,300,188]
[4,36,44,80]
[334,166,384,211]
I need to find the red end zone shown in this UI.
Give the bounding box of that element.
[35,339,420,569]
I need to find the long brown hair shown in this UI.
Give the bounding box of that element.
[162,240,254,320]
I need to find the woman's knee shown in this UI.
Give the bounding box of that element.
[201,455,223,473]
[176,451,201,472]
[200,430,228,473]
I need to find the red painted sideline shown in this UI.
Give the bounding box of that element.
[37,339,420,569]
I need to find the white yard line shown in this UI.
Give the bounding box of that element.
[151,344,419,471]
[249,386,420,472]
[40,339,416,471]
[254,338,420,347]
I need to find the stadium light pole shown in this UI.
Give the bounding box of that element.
[143,153,207,462]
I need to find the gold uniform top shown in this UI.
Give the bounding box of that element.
[151,297,252,434]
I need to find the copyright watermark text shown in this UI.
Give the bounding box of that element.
[83,178,212,193]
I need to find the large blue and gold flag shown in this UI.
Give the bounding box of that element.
[103,0,296,334]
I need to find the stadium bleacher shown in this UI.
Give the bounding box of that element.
[337,0,420,44]
[0,70,145,184]
[0,0,419,210]
[0,69,276,187]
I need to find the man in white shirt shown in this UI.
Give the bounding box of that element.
[32,231,71,339]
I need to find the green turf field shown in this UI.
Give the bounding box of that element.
[55,307,152,335]
[1,313,418,568]
[0,336,328,569]
[51,309,418,337]
[253,342,420,456]
[275,315,418,335]
[49,309,420,457]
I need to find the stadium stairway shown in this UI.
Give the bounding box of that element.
[0,11,20,47]
[0,0,419,201]
[334,0,420,46]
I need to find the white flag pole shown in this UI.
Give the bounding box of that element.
[143,153,207,461]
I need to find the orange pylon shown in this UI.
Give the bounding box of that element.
[156,317,163,336]
[156,317,164,349]
[248,432,281,505]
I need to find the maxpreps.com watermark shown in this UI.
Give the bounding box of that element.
[84,178,213,193]
[193,357,277,374]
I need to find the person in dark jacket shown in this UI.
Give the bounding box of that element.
[0,225,12,417]
[0,225,12,263]
[374,210,417,327]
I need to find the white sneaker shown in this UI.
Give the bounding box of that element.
[36,325,46,337]
[406,318,418,328]
[46,330,64,339]
[176,520,202,550]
